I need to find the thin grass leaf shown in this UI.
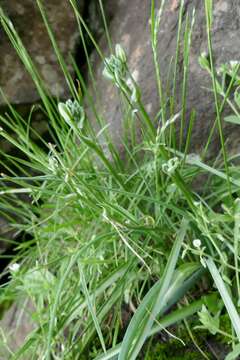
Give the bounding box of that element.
[205,258,240,341]
[96,274,209,360]
[119,219,189,360]
[79,265,106,353]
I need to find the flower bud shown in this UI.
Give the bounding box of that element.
[58,102,72,126]
[115,44,127,63]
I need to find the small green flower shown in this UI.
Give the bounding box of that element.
[103,44,127,84]
[58,99,85,129]
[58,102,72,126]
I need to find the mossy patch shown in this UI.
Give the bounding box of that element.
[145,342,203,360]
[144,324,212,360]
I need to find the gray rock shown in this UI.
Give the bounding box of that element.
[0,299,35,359]
[0,0,84,105]
[88,0,240,155]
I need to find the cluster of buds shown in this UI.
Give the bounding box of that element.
[103,44,127,84]
[162,157,180,175]
[103,44,140,107]
[58,99,85,130]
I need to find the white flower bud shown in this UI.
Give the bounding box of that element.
[193,239,202,248]
[9,262,20,273]
[48,156,58,173]
[115,44,127,63]
[58,102,72,126]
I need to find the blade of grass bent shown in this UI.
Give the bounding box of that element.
[36,0,77,99]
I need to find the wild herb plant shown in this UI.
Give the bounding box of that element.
[0,0,240,359]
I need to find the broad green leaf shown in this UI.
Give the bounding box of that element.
[224,115,240,125]
[197,304,220,335]
[225,344,240,360]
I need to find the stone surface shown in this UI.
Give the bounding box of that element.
[0,0,84,105]
[88,0,240,155]
[0,299,35,359]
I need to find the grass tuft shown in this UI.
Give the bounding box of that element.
[0,1,240,359]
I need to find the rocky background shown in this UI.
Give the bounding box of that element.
[0,0,82,105]
[89,0,240,155]
[0,0,240,354]
[1,0,239,154]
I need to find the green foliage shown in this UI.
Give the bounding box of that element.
[145,325,211,360]
[0,0,239,359]
[197,305,221,335]
[145,341,205,360]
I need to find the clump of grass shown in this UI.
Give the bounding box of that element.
[0,0,240,359]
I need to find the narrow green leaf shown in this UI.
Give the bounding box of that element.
[95,291,212,360]
[79,265,106,353]
[119,219,188,360]
[206,258,240,341]
[224,115,240,125]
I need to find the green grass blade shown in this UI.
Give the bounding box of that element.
[119,219,189,360]
[206,258,240,341]
[96,275,209,360]
[79,265,106,353]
